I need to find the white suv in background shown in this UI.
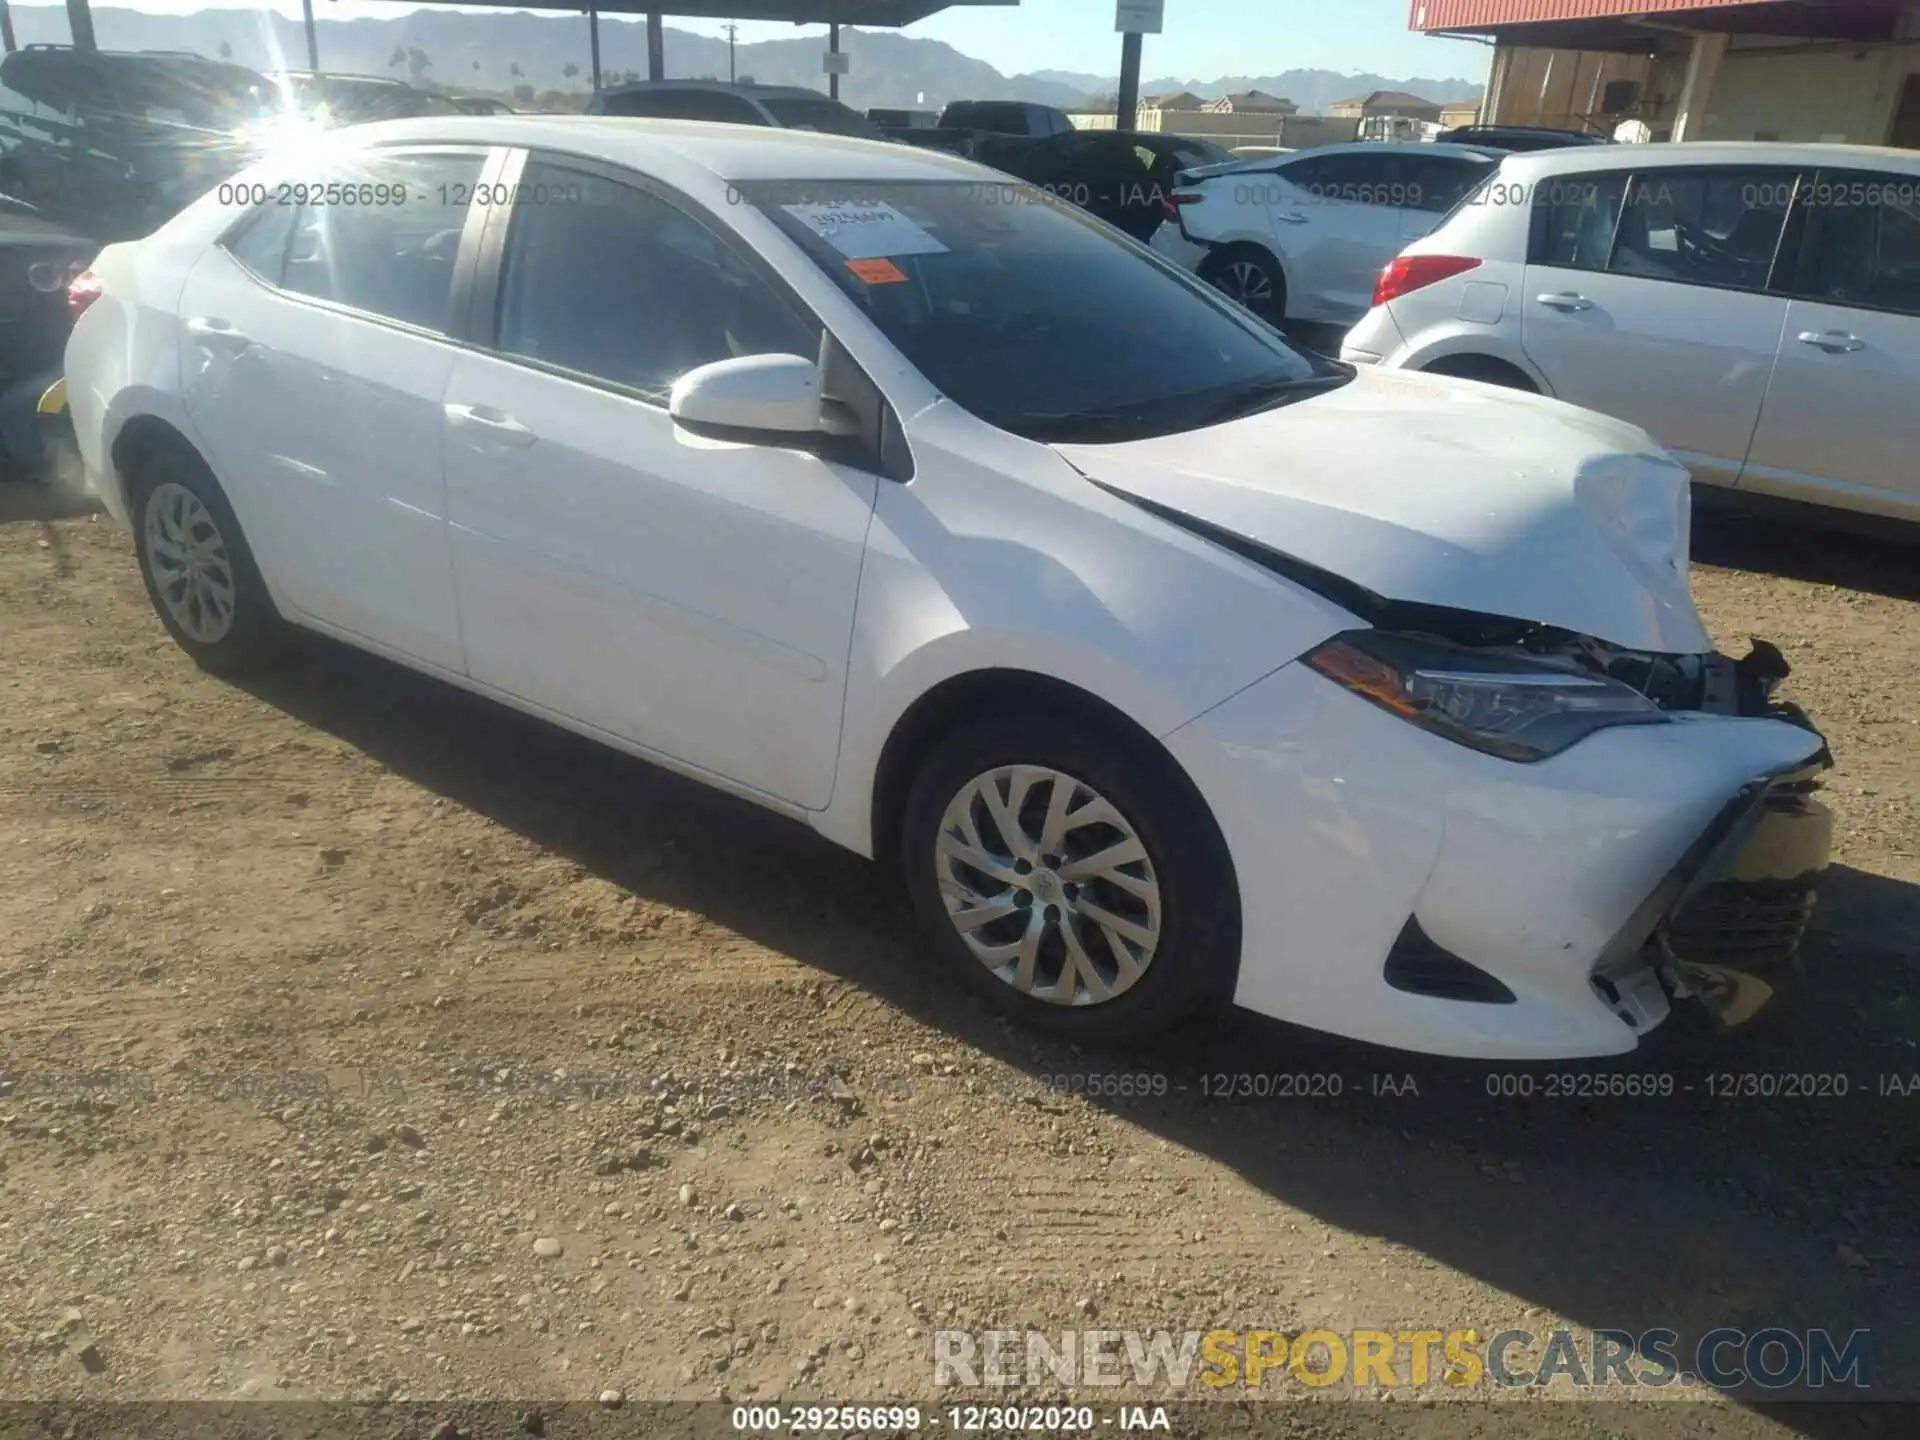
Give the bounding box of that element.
[1152,141,1498,325]
[1341,143,1920,525]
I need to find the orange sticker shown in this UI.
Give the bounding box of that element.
[847,257,909,285]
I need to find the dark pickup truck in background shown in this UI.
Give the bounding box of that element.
[878,100,1232,241]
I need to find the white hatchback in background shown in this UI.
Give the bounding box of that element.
[65,117,1832,1060]
[1342,142,1920,525]
[1152,141,1499,324]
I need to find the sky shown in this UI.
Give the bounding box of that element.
[28,0,1496,82]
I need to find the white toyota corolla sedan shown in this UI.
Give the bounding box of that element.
[64,116,1833,1060]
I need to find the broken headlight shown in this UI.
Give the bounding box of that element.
[1304,630,1669,763]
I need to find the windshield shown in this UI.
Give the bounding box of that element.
[747,179,1342,443]
[760,97,882,139]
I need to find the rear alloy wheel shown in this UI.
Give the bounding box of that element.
[900,716,1238,1041]
[1202,245,1285,319]
[130,445,288,674]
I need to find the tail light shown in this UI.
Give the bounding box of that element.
[1162,191,1201,222]
[1374,254,1481,308]
[67,268,104,321]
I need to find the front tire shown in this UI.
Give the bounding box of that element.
[128,442,288,674]
[899,715,1239,1043]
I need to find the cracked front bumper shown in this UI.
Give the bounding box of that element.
[1165,662,1833,1060]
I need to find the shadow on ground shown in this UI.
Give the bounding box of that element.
[235,635,1920,1433]
[1694,502,1920,603]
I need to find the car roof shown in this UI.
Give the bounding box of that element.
[591,79,842,103]
[308,113,992,190]
[1493,140,1920,176]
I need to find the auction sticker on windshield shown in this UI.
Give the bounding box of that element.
[847,257,910,285]
[782,201,950,260]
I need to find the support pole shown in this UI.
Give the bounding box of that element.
[65,0,96,53]
[647,10,665,80]
[1,0,17,55]
[301,0,319,72]
[588,6,601,90]
[828,23,840,101]
[1116,29,1143,132]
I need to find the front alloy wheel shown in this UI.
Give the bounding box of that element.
[936,765,1162,1007]
[900,715,1240,1041]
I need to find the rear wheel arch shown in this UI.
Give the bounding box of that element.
[1418,353,1540,392]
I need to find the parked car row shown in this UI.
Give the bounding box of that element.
[1338,142,1920,527]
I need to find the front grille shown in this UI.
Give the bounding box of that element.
[1661,877,1818,970]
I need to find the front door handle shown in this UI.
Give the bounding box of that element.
[185,316,252,353]
[1797,330,1864,353]
[1536,292,1593,312]
[445,403,537,448]
[1275,211,1310,225]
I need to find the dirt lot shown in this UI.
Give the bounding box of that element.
[1,484,1916,1438]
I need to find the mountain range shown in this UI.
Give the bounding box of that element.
[6,6,1484,114]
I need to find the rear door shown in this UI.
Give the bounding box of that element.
[176,146,493,670]
[1741,167,1920,521]
[1520,164,1800,489]
[1266,150,1418,322]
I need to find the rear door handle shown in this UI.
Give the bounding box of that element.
[1536,292,1593,312]
[185,316,252,353]
[445,403,537,448]
[1797,330,1864,353]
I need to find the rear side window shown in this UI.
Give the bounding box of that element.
[1529,170,1630,269]
[276,150,485,332]
[1402,155,1493,214]
[1606,167,1797,292]
[1279,152,1417,208]
[1791,169,1920,317]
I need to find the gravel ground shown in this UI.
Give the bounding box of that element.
[0,484,1915,1439]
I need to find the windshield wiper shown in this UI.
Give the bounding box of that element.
[1201,370,1348,424]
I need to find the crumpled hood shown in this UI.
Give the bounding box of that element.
[1054,366,1712,654]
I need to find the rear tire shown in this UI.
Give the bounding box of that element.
[1200,243,1287,322]
[127,441,289,675]
[899,714,1240,1043]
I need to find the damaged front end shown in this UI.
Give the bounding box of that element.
[1458,622,1834,1035]
[1296,596,1834,1040]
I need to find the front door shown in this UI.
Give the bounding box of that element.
[441,157,878,810]
[1521,165,1798,490]
[176,147,491,672]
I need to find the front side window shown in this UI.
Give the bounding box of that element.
[1606,167,1797,292]
[1793,169,1920,317]
[1527,169,1630,269]
[747,179,1339,442]
[493,160,815,402]
[277,150,485,332]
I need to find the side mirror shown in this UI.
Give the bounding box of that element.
[669,354,823,439]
